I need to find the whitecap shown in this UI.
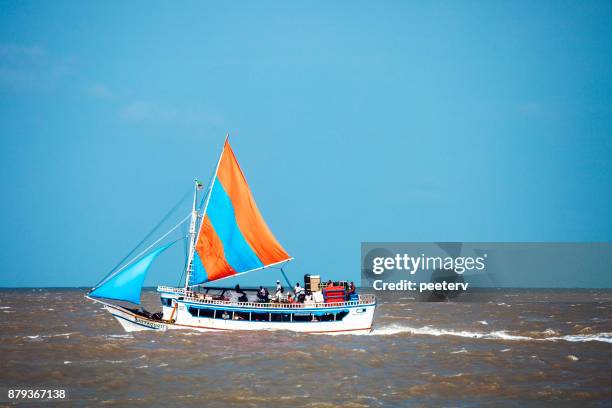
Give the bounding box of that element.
[478,321,488,325]
[357,324,612,344]
[44,332,76,338]
[106,334,134,340]
[552,333,612,344]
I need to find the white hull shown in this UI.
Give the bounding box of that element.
[100,298,375,334]
[105,305,169,332]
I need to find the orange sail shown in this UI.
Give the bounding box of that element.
[192,140,291,283]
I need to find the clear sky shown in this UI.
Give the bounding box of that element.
[1,1,611,288]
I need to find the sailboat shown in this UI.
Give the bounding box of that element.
[87,137,376,333]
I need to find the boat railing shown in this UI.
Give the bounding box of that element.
[157,285,186,294]
[181,294,376,309]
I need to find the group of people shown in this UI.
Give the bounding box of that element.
[252,280,357,303]
[255,280,311,303]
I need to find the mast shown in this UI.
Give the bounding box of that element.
[184,180,199,290]
[184,134,228,290]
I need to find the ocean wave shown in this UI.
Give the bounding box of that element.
[551,333,612,343]
[46,332,77,338]
[22,332,77,340]
[360,324,612,343]
[104,334,134,340]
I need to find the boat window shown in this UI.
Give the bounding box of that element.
[270,313,292,322]
[318,313,335,322]
[160,297,173,307]
[198,308,214,318]
[335,310,349,321]
[187,306,199,317]
[250,312,269,322]
[234,311,249,321]
[292,313,311,322]
[215,310,233,320]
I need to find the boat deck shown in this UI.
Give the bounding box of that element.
[157,285,376,309]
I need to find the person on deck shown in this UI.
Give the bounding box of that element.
[326,280,333,288]
[235,284,248,303]
[274,280,284,302]
[257,286,269,302]
[294,282,305,301]
[348,281,357,300]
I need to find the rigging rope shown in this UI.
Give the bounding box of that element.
[92,212,192,290]
[105,188,192,279]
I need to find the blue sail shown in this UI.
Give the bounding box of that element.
[190,253,208,286]
[90,244,171,304]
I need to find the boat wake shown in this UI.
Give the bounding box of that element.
[360,324,612,343]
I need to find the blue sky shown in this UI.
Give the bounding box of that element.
[1,1,611,288]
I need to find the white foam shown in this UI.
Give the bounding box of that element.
[23,332,76,341]
[45,332,76,338]
[362,324,612,343]
[0,306,11,309]
[552,333,612,344]
[106,334,134,340]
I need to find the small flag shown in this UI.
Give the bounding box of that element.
[195,179,204,190]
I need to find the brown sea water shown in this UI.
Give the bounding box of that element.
[0,288,610,407]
